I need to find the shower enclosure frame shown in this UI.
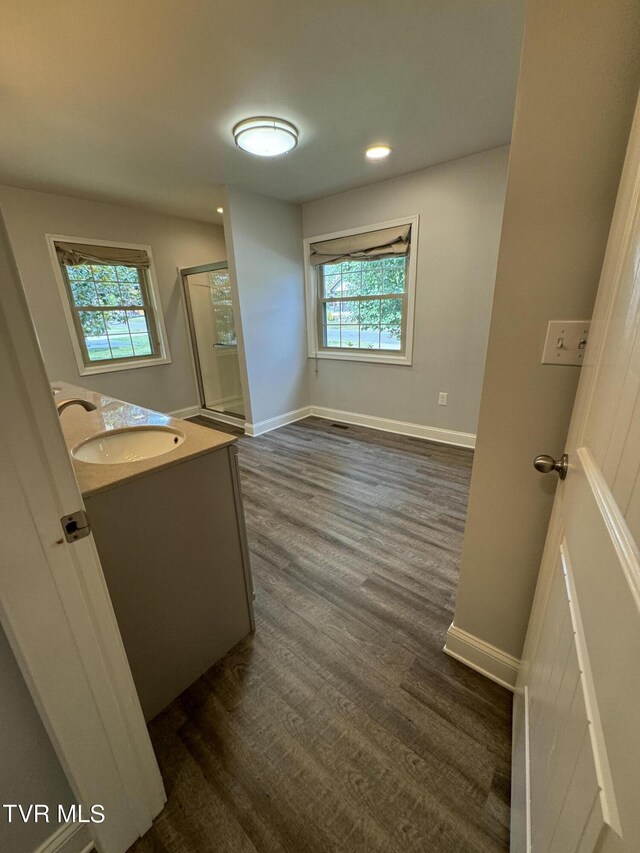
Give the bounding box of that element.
[180,262,246,426]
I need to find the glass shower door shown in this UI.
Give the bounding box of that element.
[182,263,245,419]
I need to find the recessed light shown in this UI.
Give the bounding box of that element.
[233,117,298,157]
[365,144,392,161]
[216,207,224,214]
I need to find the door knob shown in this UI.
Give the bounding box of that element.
[533,453,568,480]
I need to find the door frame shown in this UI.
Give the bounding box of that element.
[0,214,165,852]
[180,262,246,426]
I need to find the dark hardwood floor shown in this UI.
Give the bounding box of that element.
[129,418,512,853]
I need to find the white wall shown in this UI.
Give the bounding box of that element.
[0,185,226,414]
[224,186,309,426]
[452,0,640,660]
[0,623,74,853]
[302,146,509,437]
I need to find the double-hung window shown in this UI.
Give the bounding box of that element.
[48,236,171,375]
[305,217,418,365]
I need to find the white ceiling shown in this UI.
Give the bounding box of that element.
[0,1,526,223]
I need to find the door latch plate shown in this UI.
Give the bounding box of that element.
[61,510,91,543]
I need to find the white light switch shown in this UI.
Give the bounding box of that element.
[541,320,590,366]
[438,392,448,406]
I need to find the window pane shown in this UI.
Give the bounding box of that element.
[324,301,343,324]
[119,280,144,306]
[79,311,112,361]
[359,326,381,349]
[359,298,381,331]
[322,272,341,298]
[341,265,362,297]
[104,310,133,358]
[340,325,359,348]
[380,326,402,350]
[361,261,383,294]
[107,335,135,359]
[382,257,406,293]
[127,310,153,356]
[91,264,117,282]
[380,297,403,330]
[95,281,122,306]
[104,309,128,336]
[115,266,145,305]
[115,265,139,283]
[341,301,360,324]
[325,325,341,347]
[70,279,98,306]
[67,264,92,282]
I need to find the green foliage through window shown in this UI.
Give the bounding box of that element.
[319,257,406,351]
[63,262,156,363]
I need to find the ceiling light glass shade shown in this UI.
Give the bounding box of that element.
[365,144,392,160]
[233,117,298,157]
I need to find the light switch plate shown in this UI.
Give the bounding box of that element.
[542,320,590,365]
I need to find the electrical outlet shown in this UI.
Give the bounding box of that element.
[438,392,448,406]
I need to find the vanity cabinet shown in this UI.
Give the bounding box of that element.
[84,443,254,720]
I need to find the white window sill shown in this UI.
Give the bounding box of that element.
[309,350,412,366]
[77,355,172,376]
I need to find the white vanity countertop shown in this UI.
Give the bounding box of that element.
[53,381,236,497]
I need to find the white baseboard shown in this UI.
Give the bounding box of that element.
[243,404,476,446]
[33,823,93,853]
[444,622,520,691]
[245,406,313,437]
[168,404,200,419]
[310,406,476,449]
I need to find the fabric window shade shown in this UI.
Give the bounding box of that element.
[55,241,150,269]
[309,224,410,266]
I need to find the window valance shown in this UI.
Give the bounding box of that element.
[55,241,151,269]
[309,224,411,266]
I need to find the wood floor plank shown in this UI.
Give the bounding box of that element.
[128,418,512,852]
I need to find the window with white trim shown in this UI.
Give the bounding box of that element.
[305,217,418,365]
[318,257,408,352]
[48,237,171,375]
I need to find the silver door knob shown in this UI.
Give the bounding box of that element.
[533,453,568,480]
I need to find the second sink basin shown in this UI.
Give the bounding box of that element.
[73,426,185,464]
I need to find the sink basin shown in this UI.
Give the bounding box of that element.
[73,427,185,464]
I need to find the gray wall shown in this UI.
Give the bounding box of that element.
[302,146,509,436]
[0,623,74,853]
[224,186,309,426]
[0,185,226,414]
[453,0,640,659]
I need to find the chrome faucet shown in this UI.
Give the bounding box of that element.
[56,398,97,416]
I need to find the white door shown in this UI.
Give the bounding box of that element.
[0,215,165,852]
[511,94,640,852]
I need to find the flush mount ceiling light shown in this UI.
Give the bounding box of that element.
[365,144,392,161]
[216,207,224,214]
[232,117,298,157]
